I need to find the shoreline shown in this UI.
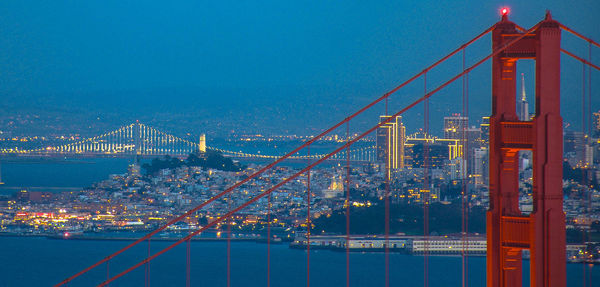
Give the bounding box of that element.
[2,232,595,264]
[0,232,284,243]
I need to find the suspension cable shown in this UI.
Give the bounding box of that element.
[227,194,231,287]
[461,47,469,287]
[345,122,351,287]
[92,22,543,286]
[267,182,272,287]
[561,49,600,71]
[306,146,311,287]
[423,71,430,287]
[559,23,600,49]
[384,95,390,287]
[56,22,503,287]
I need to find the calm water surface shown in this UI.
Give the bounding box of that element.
[0,158,132,195]
[0,236,598,287]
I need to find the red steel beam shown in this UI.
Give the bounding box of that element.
[559,23,600,49]
[561,48,600,71]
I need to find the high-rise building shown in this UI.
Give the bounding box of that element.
[405,137,464,162]
[564,130,583,154]
[466,127,482,148]
[409,143,447,169]
[517,73,530,121]
[516,75,533,175]
[444,115,468,139]
[585,144,594,167]
[564,130,588,167]
[480,116,490,144]
[593,111,600,137]
[472,147,488,185]
[376,115,405,170]
[447,157,466,181]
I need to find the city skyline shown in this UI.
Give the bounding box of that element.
[0,2,599,286]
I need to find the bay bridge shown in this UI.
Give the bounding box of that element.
[44,10,599,287]
[0,122,464,163]
[0,122,378,161]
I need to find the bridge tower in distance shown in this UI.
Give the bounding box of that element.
[199,134,207,153]
[487,10,565,287]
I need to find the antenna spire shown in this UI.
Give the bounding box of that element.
[521,73,527,101]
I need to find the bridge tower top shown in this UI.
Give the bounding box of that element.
[488,11,565,287]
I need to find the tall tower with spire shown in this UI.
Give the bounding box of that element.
[517,73,530,121]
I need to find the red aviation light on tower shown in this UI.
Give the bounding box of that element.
[501,7,509,16]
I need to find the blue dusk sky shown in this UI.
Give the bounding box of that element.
[0,1,598,136]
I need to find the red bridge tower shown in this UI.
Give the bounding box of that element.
[487,11,565,287]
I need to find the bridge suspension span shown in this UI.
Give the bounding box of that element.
[0,122,377,162]
[51,11,599,287]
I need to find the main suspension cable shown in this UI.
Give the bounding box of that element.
[94,21,542,287]
[56,22,499,287]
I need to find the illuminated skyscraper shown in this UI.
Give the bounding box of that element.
[199,134,206,153]
[480,116,490,144]
[443,115,468,139]
[517,73,530,121]
[376,115,405,170]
